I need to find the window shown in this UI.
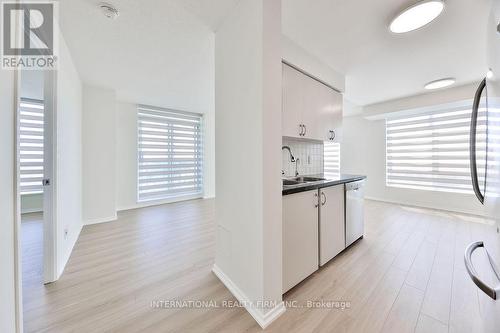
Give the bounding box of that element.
[137,106,203,202]
[386,106,487,194]
[19,99,44,195]
[324,142,341,178]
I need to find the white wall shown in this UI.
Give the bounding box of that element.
[55,34,83,277]
[282,35,345,92]
[115,102,138,211]
[341,114,487,216]
[111,32,216,210]
[363,83,478,118]
[82,85,117,224]
[214,0,283,327]
[0,64,18,333]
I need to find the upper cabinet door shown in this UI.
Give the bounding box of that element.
[319,88,343,143]
[282,64,304,138]
[301,73,323,140]
[282,63,343,141]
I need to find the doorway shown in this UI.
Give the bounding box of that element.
[17,69,56,299]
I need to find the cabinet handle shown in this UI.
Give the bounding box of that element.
[331,130,336,141]
[321,192,326,206]
[303,124,307,136]
[314,192,319,208]
[299,124,304,136]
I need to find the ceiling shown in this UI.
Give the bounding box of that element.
[282,0,492,106]
[59,0,493,109]
[59,0,216,113]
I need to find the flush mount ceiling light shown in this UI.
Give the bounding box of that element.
[389,0,445,33]
[99,2,119,20]
[424,78,455,90]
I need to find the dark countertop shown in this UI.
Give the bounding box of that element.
[282,174,367,196]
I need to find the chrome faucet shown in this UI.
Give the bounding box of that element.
[281,146,296,162]
[282,146,299,176]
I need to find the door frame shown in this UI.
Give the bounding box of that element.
[43,69,58,283]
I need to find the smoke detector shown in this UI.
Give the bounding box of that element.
[99,2,119,20]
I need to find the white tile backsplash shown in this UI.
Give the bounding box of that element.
[282,137,324,177]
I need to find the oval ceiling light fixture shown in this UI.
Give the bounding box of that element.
[424,78,455,90]
[389,0,445,33]
[99,2,119,20]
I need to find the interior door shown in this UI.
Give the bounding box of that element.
[42,70,57,283]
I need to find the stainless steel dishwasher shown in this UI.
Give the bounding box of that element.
[345,180,365,247]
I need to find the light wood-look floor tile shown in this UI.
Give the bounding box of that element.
[22,199,491,332]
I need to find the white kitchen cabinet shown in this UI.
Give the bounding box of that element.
[282,63,343,141]
[282,189,319,293]
[319,185,345,266]
[317,83,343,143]
[282,63,304,138]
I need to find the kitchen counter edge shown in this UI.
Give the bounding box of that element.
[282,175,366,196]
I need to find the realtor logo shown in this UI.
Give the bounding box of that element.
[1,1,58,69]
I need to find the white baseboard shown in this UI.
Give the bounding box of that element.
[365,196,487,218]
[212,264,285,329]
[117,194,203,212]
[84,214,117,226]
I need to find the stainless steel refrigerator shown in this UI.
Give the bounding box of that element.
[465,1,500,331]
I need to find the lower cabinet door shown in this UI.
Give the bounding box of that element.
[319,185,345,266]
[282,190,319,293]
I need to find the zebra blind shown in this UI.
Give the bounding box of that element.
[386,106,487,194]
[324,142,341,178]
[137,106,203,202]
[19,99,44,195]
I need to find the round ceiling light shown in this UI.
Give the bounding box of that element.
[424,78,455,90]
[389,0,445,33]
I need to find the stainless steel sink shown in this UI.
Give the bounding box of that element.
[283,179,302,186]
[282,176,326,186]
[292,176,326,182]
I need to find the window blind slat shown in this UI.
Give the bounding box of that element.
[138,130,199,139]
[19,99,45,194]
[387,120,487,135]
[386,106,488,194]
[324,142,340,178]
[137,107,203,202]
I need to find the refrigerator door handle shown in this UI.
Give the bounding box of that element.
[470,78,487,204]
[464,241,500,300]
